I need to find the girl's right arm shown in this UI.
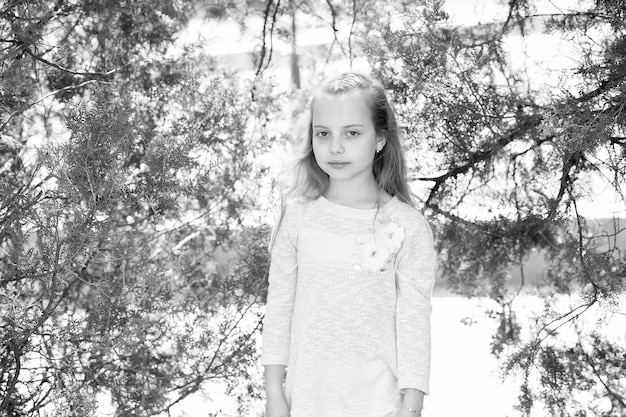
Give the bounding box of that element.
[261,202,299,415]
[264,365,289,417]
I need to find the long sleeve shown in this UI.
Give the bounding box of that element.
[394,213,437,394]
[261,202,299,365]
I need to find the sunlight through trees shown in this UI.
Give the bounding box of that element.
[1,0,624,416]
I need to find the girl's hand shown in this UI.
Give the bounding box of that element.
[265,392,289,417]
[394,406,422,417]
[396,389,424,417]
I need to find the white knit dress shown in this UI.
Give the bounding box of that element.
[261,195,436,417]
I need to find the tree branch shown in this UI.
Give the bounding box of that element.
[0,79,100,134]
[570,190,600,294]
[577,337,626,408]
[347,0,357,66]
[423,202,494,235]
[255,0,280,77]
[322,0,341,66]
[0,339,22,413]
[23,48,118,78]
[421,114,543,207]
[545,153,576,223]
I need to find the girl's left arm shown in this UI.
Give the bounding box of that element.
[394,213,437,406]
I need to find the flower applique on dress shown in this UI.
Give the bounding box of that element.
[353,216,405,273]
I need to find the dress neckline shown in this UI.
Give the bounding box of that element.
[317,194,398,218]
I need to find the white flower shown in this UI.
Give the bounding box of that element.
[356,222,405,273]
[377,222,405,253]
[359,236,391,272]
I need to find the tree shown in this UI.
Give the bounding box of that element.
[189,0,626,414]
[3,0,625,415]
[360,0,625,415]
[1,1,279,415]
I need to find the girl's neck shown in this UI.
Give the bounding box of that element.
[324,178,391,209]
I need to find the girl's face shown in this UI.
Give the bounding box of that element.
[311,91,385,187]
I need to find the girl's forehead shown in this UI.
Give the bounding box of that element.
[311,91,372,124]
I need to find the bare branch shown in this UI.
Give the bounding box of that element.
[348,0,357,66]
[322,0,341,67]
[324,0,338,33]
[255,0,280,77]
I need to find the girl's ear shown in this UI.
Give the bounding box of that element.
[376,137,387,152]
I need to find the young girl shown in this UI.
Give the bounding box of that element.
[261,72,436,417]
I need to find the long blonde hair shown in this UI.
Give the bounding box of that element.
[270,72,414,250]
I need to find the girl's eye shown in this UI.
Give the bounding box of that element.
[346,130,360,137]
[315,131,329,138]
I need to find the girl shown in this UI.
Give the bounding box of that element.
[261,72,436,417]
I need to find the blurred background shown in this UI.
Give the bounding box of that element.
[1,0,625,416]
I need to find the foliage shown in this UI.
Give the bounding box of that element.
[2,0,626,416]
[1,0,279,416]
[360,0,626,415]
[246,0,626,414]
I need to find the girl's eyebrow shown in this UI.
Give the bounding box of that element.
[312,124,365,129]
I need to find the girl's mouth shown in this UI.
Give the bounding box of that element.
[328,162,350,168]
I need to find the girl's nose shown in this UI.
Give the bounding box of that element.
[330,137,344,154]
